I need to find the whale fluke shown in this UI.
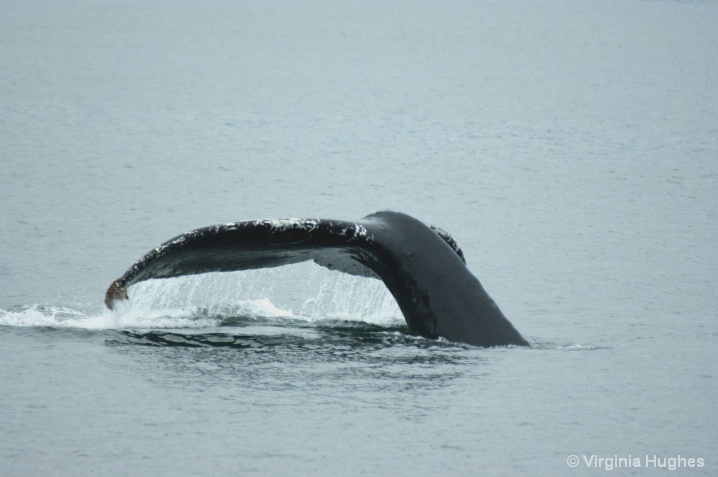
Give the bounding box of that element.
[105,211,528,347]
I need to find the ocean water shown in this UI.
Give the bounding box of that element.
[1,1,716,476]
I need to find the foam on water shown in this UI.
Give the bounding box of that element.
[0,264,404,331]
[0,298,293,330]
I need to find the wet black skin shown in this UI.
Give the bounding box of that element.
[106,211,528,347]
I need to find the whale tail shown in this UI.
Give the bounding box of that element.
[105,211,528,347]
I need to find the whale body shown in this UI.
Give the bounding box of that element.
[105,211,528,347]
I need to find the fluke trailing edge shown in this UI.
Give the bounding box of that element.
[105,211,528,347]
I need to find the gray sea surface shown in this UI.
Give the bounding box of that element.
[1,1,716,476]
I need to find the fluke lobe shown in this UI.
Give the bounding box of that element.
[105,211,528,347]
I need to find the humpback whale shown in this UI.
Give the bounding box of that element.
[105,211,528,347]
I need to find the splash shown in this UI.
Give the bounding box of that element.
[299,265,402,325]
[0,263,403,331]
[0,298,293,330]
[124,264,403,326]
[0,305,91,328]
